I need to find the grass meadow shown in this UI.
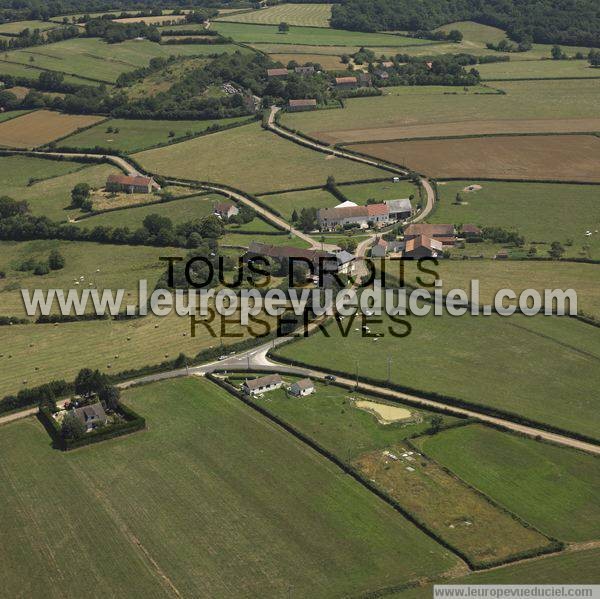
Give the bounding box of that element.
[0,155,120,221]
[0,110,104,148]
[0,109,31,123]
[257,188,338,221]
[272,310,600,440]
[0,19,59,33]
[478,59,600,80]
[0,378,458,597]
[432,180,600,258]
[60,116,251,153]
[282,80,600,143]
[340,179,418,203]
[401,260,600,320]
[394,548,600,598]
[216,3,332,27]
[212,21,430,47]
[415,425,600,542]
[0,239,175,317]
[0,38,242,84]
[135,122,388,193]
[348,135,600,182]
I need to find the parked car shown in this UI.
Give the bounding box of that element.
[324,375,336,381]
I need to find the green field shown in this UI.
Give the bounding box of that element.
[257,188,338,221]
[0,58,96,86]
[0,239,173,317]
[395,547,600,598]
[433,180,600,259]
[0,38,242,84]
[60,116,252,153]
[239,377,552,565]
[273,310,600,440]
[478,59,600,80]
[415,425,600,542]
[0,109,31,123]
[0,155,120,221]
[282,80,600,143]
[217,3,332,27]
[135,122,388,193]
[0,378,458,596]
[241,377,461,460]
[341,179,418,204]
[222,231,309,248]
[212,21,430,47]
[403,260,600,320]
[0,20,60,34]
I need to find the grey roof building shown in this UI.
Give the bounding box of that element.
[72,402,107,432]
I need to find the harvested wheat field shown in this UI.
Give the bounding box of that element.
[0,110,104,148]
[348,135,600,182]
[324,118,600,144]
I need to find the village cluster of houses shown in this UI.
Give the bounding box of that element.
[242,374,315,397]
[318,198,413,231]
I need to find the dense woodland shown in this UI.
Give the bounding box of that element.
[331,0,600,47]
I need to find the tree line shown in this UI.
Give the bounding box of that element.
[330,0,600,48]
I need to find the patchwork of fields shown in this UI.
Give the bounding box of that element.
[283,80,600,143]
[273,311,600,441]
[134,122,388,192]
[0,378,458,597]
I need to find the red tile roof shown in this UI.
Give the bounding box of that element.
[267,68,288,77]
[366,203,389,217]
[335,76,357,85]
[289,99,317,107]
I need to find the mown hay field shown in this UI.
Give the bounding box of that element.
[0,240,175,317]
[134,122,388,193]
[0,307,272,396]
[0,378,458,597]
[432,180,600,258]
[0,155,119,221]
[341,179,418,203]
[212,21,430,47]
[348,135,600,182]
[217,3,332,27]
[113,14,188,25]
[257,188,338,221]
[273,310,600,441]
[283,80,600,143]
[415,425,600,541]
[0,38,244,84]
[0,19,59,33]
[0,110,105,148]
[60,116,251,153]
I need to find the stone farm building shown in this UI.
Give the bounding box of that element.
[72,402,108,432]
[289,378,315,397]
[243,374,283,395]
[288,98,317,112]
[106,174,160,194]
[214,201,239,220]
[404,223,456,246]
[318,200,409,230]
[403,235,443,259]
[267,68,288,78]
[335,76,358,90]
[295,65,315,76]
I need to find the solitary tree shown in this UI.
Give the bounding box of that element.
[278,21,290,33]
[71,183,91,208]
[61,412,86,440]
[549,241,565,259]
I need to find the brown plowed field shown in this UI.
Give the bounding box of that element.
[347,134,600,181]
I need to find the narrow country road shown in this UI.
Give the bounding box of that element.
[267,106,436,223]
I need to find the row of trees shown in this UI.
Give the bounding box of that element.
[0,24,79,52]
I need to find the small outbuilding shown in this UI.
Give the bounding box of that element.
[288,98,317,112]
[289,378,315,397]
